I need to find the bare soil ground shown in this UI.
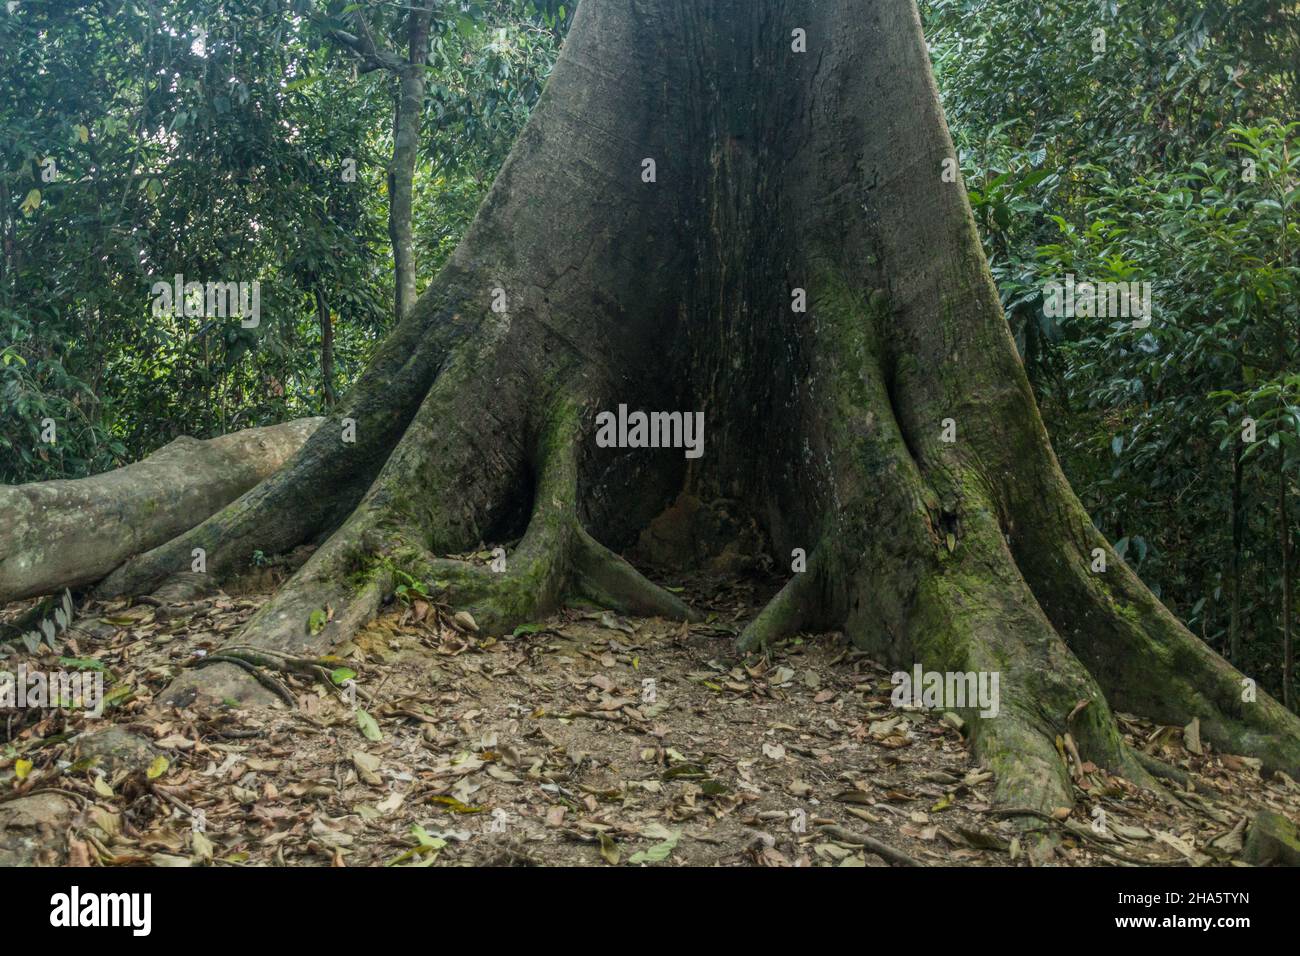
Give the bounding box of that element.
[2,571,1298,867]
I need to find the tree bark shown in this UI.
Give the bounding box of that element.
[0,418,320,603]
[1230,440,1243,663]
[387,2,433,320]
[15,0,1300,837]
[1281,463,1294,710]
[315,284,337,408]
[323,2,433,320]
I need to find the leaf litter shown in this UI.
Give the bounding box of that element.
[1,571,1298,867]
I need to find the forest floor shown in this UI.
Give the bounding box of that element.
[2,568,1299,868]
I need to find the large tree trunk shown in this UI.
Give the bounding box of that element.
[20,0,1300,843]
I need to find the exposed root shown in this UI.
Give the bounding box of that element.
[190,653,298,708]
[404,412,695,633]
[573,527,696,622]
[914,510,1163,832]
[159,396,693,705]
[768,481,1160,857]
[184,644,363,709]
[1130,749,1194,790]
[816,824,923,867]
[0,418,320,604]
[735,547,826,654]
[421,416,583,633]
[970,364,1300,778]
[95,419,367,602]
[1068,558,1300,779]
[990,808,1183,866]
[96,268,504,603]
[159,502,396,707]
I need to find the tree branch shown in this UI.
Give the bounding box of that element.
[323,25,404,73]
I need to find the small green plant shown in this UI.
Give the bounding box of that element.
[392,568,430,604]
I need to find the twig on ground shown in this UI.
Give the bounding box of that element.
[817,824,923,866]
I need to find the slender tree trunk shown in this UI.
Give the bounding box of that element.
[15,0,1299,842]
[324,2,434,320]
[0,178,9,297]
[315,284,336,408]
[1281,463,1294,710]
[1230,440,1243,663]
[386,3,432,320]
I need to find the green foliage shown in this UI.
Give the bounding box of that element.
[0,0,564,483]
[924,0,1299,698]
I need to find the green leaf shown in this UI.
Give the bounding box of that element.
[410,825,447,849]
[57,656,105,671]
[628,827,680,864]
[284,74,323,92]
[356,708,382,741]
[628,840,675,864]
[102,685,133,709]
[429,795,483,813]
[599,832,620,865]
[386,825,446,866]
